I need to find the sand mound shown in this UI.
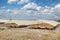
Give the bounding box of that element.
[28,23,54,29]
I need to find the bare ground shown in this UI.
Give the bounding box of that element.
[0,24,60,40]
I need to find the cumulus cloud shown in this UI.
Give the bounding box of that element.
[8,0,18,4]
[54,4,60,13]
[55,4,60,8]
[0,2,60,20]
[21,2,41,10]
[8,0,30,4]
[18,0,30,4]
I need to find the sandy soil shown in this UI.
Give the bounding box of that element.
[0,24,60,40]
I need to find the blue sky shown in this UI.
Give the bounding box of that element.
[0,0,60,9]
[0,0,60,20]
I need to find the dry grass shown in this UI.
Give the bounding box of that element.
[0,24,60,40]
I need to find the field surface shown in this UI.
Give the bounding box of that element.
[0,24,60,40]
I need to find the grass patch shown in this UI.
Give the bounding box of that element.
[0,28,5,30]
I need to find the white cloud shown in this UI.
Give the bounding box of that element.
[8,0,18,4]
[54,4,60,13]
[1,6,6,9]
[21,2,41,10]
[55,4,60,8]
[8,0,30,4]
[45,6,50,9]
[18,0,30,4]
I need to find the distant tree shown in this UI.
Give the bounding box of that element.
[58,20,60,22]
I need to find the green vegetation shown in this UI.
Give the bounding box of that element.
[0,28,4,30]
[55,20,60,22]
[57,20,60,22]
[0,22,5,24]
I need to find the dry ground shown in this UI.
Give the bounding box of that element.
[0,24,60,40]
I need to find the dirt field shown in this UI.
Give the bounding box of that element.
[0,24,60,40]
